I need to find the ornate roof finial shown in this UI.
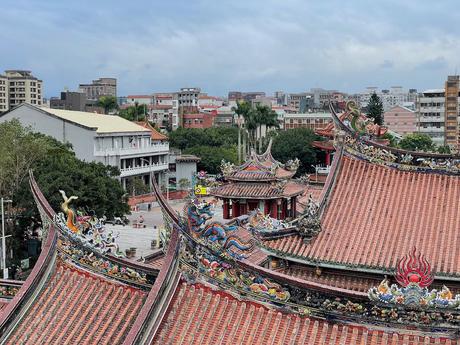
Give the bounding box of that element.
[395,247,434,288]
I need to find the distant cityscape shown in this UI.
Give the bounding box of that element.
[1,69,460,149]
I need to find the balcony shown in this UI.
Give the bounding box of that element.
[94,143,169,157]
[120,162,169,177]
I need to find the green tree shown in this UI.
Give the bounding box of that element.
[118,103,147,121]
[126,177,150,196]
[97,96,118,114]
[398,133,435,152]
[0,120,49,198]
[437,145,452,154]
[184,145,238,174]
[0,123,130,263]
[271,128,318,176]
[367,93,384,125]
[168,127,239,150]
[178,178,191,190]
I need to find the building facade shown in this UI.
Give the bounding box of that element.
[383,105,417,136]
[50,91,86,111]
[0,74,8,113]
[417,89,445,145]
[1,70,43,111]
[284,112,332,130]
[79,77,117,100]
[0,103,169,190]
[444,75,459,148]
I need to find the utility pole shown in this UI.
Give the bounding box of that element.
[1,198,12,279]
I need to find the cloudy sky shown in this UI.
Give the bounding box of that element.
[2,0,459,97]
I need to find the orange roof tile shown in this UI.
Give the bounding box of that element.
[134,121,168,140]
[211,182,304,199]
[5,262,146,345]
[264,154,460,275]
[152,281,458,344]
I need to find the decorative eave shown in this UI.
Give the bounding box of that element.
[223,139,298,182]
[329,102,460,175]
[210,181,305,200]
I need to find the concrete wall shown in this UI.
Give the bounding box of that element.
[175,161,197,189]
[0,106,96,162]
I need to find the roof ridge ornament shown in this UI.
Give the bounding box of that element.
[368,247,460,309]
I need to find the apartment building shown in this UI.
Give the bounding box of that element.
[2,70,43,110]
[359,86,416,111]
[0,103,169,190]
[0,75,8,113]
[384,105,417,136]
[79,77,117,100]
[284,112,332,130]
[417,89,445,145]
[126,95,153,105]
[444,76,459,147]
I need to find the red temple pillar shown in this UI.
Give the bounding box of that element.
[292,197,297,217]
[270,200,278,218]
[232,200,239,218]
[223,199,230,219]
[264,200,270,215]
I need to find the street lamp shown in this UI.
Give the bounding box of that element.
[1,198,12,279]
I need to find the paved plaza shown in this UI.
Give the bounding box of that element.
[105,198,224,259]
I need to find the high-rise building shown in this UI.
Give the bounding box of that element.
[417,89,445,145]
[79,77,117,100]
[2,70,43,110]
[444,75,459,148]
[0,74,8,113]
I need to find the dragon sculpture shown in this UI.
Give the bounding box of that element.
[345,100,387,137]
[58,190,124,257]
[185,198,255,258]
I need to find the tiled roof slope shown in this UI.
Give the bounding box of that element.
[211,181,304,199]
[5,262,146,345]
[153,282,458,345]
[264,154,460,275]
[276,266,379,293]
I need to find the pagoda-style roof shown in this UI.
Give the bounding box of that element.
[222,141,298,182]
[211,181,304,200]
[261,102,460,279]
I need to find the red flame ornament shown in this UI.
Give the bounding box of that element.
[395,247,434,288]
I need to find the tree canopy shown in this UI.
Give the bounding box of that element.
[0,120,129,263]
[366,93,384,125]
[398,133,435,152]
[169,127,239,150]
[118,103,148,121]
[271,128,318,176]
[97,96,118,114]
[184,145,237,174]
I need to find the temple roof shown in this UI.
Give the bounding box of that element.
[223,141,297,182]
[262,153,460,276]
[152,281,458,344]
[5,261,146,345]
[211,181,305,199]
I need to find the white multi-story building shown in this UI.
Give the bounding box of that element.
[359,86,416,111]
[126,95,153,105]
[0,103,169,190]
[79,77,117,100]
[1,70,43,110]
[0,74,8,113]
[417,89,445,145]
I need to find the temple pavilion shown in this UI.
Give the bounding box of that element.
[210,142,304,220]
[0,102,460,344]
